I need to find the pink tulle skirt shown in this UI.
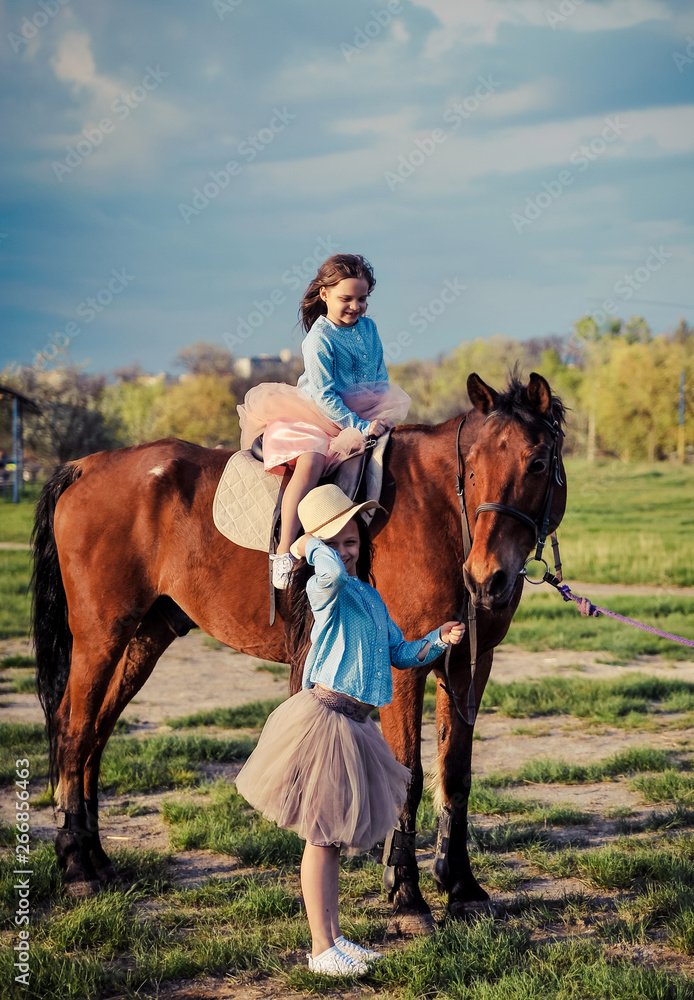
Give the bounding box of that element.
[237,381,410,475]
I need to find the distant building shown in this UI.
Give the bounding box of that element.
[234,350,293,378]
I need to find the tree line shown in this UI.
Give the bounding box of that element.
[0,315,691,471]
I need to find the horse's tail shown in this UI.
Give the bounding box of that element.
[31,462,82,790]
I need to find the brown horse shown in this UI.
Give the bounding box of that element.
[32,371,566,928]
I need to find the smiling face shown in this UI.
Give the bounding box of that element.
[319,276,370,327]
[324,518,361,576]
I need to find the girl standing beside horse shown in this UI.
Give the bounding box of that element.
[235,483,464,975]
[238,253,409,589]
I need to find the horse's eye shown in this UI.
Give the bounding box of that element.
[528,459,546,474]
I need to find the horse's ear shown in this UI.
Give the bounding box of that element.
[526,372,552,415]
[467,373,499,415]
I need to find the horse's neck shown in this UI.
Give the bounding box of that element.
[377,419,474,616]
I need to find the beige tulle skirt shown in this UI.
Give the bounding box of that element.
[234,688,411,855]
[237,381,410,474]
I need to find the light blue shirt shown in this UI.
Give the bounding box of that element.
[301,538,447,707]
[296,315,389,436]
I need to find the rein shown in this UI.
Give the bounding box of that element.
[442,410,564,727]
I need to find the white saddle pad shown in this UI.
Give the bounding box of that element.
[213,434,389,552]
[213,451,282,552]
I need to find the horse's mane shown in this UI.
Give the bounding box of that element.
[492,372,566,430]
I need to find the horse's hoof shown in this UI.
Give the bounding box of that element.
[447,898,497,921]
[94,864,122,886]
[388,911,436,937]
[64,878,101,899]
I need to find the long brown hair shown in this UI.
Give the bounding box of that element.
[299,254,376,333]
[286,516,375,694]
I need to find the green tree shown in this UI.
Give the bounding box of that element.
[0,363,118,465]
[99,377,165,445]
[151,375,239,448]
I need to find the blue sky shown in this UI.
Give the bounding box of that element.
[1,0,693,375]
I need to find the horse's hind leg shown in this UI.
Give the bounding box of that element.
[53,630,133,896]
[83,601,186,884]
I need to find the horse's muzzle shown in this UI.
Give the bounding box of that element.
[463,564,515,610]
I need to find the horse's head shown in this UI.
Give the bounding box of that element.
[462,371,567,610]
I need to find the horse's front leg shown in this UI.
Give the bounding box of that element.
[434,648,495,919]
[379,667,434,935]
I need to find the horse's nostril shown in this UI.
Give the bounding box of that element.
[489,570,508,596]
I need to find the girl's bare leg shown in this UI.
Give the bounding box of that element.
[301,842,340,956]
[276,451,326,554]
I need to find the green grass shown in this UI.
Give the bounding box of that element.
[166,698,286,730]
[0,721,49,785]
[558,459,694,587]
[100,733,256,794]
[163,779,303,866]
[5,671,36,693]
[507,592,694,659]
[481,673,694,722]
[255,661,290,680]
[0,550,31,638]
[513,746,674,785]
[527,834,694,891]
[631,771,694,804]
[0,489,37,543]
[0,654,35,669]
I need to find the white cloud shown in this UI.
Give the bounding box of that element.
[330,109,418,136]
[409,0,672,51]
[468,79,558,117]
[248,103,694,201]
[42,29,189,184]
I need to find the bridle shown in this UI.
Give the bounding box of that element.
[440,409,564,726]
[475,411,564,576]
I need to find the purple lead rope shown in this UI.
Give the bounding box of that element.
[556,582,694,650]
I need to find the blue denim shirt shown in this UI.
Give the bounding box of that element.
[296,315,389,435]
[301,538,447,707]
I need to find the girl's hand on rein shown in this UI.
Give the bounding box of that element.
[368,419,392,438]
[441,621,465,644]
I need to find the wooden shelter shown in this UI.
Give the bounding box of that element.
[0,385,41,502]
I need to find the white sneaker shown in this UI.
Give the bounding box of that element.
[334,935,384,962]
[270,552,295,590]
[307,945,368,976]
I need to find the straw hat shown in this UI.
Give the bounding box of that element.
[289,484,383,558]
